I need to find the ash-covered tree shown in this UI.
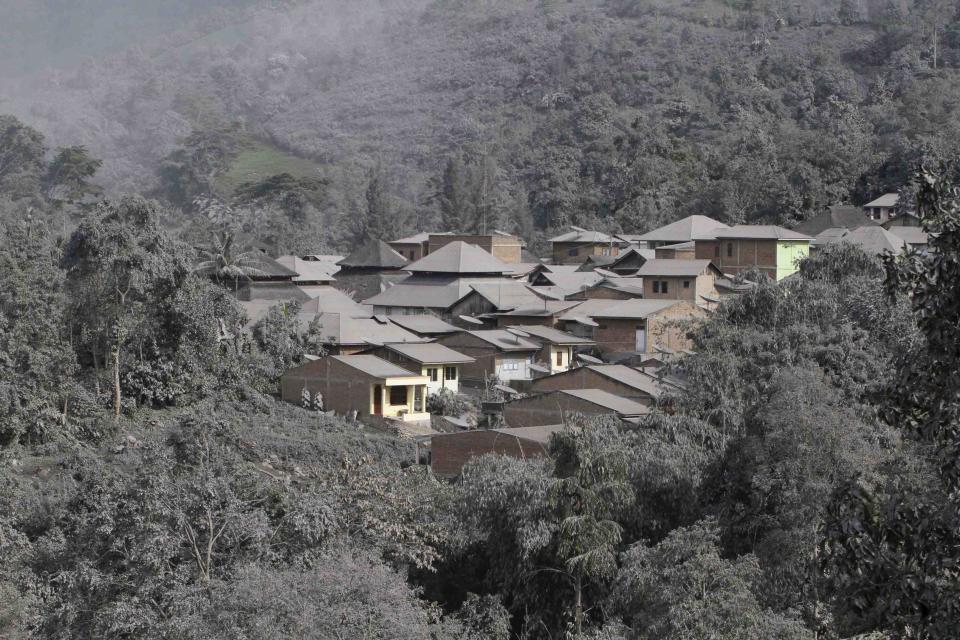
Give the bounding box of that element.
[821,163,960,638]
[0,115,46,200]
[61,196,192,417]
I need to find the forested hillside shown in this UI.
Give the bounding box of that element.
[6,0,960,253]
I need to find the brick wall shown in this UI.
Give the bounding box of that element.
[503,393,611,428]
[431,430,549,477]
[696,238,777,277]
[280,358,374,416]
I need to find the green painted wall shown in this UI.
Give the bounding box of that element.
[775,241,810,280]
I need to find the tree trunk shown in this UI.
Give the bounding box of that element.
[574,573,583,637]
[92,345,101,397]
[112,345,121,422]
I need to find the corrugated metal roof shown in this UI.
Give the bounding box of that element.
[636,259,716,277]
[405,241,511,274]
[887,226,928,246]
[588,299,681,319]
[508,324,595,345]
[489,424,569,444]
[550,228,624,244]
[332,355,426,379]
[310,314,427,346]
[713,225,812,240]
[863,193,899,208]
[338,239,409,269]
[276,255,339,282]
[587,365,665,396]
[560,389,650,415]
[384,342,475,364]
[388,315,460,334]
[467,330,541,351]
[636,215,730,242]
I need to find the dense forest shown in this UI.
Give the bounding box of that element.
[4,0,960,638]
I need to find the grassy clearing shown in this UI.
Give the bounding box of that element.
[213,141,321,196]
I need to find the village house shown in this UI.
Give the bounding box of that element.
[694,225,812,281]
[863,193,900,223]
[812,225,907,256]
[586,299,708,359]
[364,241,530,318]
[506,325,595,374]
[304,313,426,355]
[493,300,584,328]
[275,254,339,296]
[502,389,650,428]
[429,425,567,477]
[371,342,475,395]
[386,314,462,338]
[280,355,430,422]
[549,227,629,265]
[334,239,410,301]
[566,278,646,301]
[428,231,526,264]
[795,205,873,237]
[654,241,696,260]
[528,364,665,406]
[528,267,604,297]
[635,215,730,249]
[635,259,722,307]
[222,252,310,302]
[436,329,541,385]
[603,247,654,274]
[387,232,443,262]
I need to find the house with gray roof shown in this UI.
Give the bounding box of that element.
[635,215,730,249]
[863,193,900,223]
[694,225,813,281]
[371,342,474,395]
[334,239,410,301]
[635,259,722,307]
[436,330,542,384]
[281,355,430,423]
[529,364,667,405]
[503,388,649,428]
[505,325,596,374]
[812,226,908,256]
[549,227,629,265]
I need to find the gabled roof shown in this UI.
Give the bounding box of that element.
[863,193,899,208]
[468,280,546,311]
[588,299,682,319]
[406,241,511,274]
[489,424,569,444]
[389,231,434,244]
[332,355,427,379]
[549,227,626,244]
[636,259,719,277]
[309,314,427,346]
[795,205,875,236]
[388,315,461,335]
[636,215,730,243]
[575,255,617,271]
[464,330,541,352]
[585,365,665,397]
[532,270,604,294]
[382,342,475,364]
[712,225,812,241]
[276,255,339,282]
[497,300,583,318]
[507,325,595,346]
[337,239,409,269]
[609,247,655,268]
[558,389,650,416]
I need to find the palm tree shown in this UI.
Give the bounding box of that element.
[194,231,266,291]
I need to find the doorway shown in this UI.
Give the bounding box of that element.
[373,385,382,415]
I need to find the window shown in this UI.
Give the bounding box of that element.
[556,350,564,366]
[653,281,660,294]
[726,243,733,257]
[389,386,408,406]
[444,366,457,381]
[567,247,579,257]
[660,280,669,294]
[683,280,690,289]
[426,368,438,382]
